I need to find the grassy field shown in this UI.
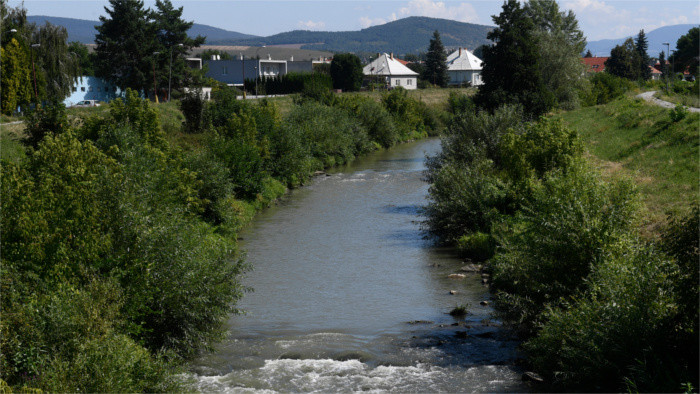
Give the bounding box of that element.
[555,95,699,233]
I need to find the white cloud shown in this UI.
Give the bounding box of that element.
[397,0,480,24]
[564,0,616,14]
[298,20,326,30]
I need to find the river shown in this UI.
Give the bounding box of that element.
[189,138,525,392]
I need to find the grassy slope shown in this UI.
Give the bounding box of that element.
[556,96,699,233]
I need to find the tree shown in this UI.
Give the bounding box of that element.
[423,30,448,87]
[0,38,32,114]
[524,0,587,109]
[605,38,641,80]
[474,0,554,118]
[671,27,699,77]
[68,41,95,76]
[95,0,158,92]
[151,0,205,95]
[635,30,651,80]
[330,53,363,92]
[32,23,80,102]
[584,49,593,58]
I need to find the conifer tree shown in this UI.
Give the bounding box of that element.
[423,30,448,87]
[584,49,593,58]
[635,29,651,80]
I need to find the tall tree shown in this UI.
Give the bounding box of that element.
[671,27,699,77]
[330,53,363,91]
[94,0,158,92]
[474,0,554,118]
[151,0,205,95]
[33,23,80,102]
[605,38,641,80]
[635,29,651,80]
[423,30,448,87]
[0,37,32,114]
[524,0,587,109]
[68,41,95,76]
[584,49,593,58]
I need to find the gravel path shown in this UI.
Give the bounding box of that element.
[636,90,700,113]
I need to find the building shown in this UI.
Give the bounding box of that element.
[446,48,483,86]
[581,56,609,73]
[363,53,418,90]
[63,76,123,107]
[649,65,662,80]
[204,54,330,86]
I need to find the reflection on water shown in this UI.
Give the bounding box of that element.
[189,138,526,392]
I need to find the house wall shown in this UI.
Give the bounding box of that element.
[63,76,123,107]
[448,70,483,86]
[205,59,288,85]
[287,61,314,73]
[389,76,417,90]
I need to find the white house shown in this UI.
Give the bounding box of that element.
[363,53,418,90]
[446,48,483,86]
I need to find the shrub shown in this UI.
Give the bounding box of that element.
[456,232,496,261]
[669,103,689,122]
[336,95,398,148]
[582,72,634,106]
[23,102,69,148]
[447,91,475,114]
[449,305,469,316]
[491,161,640,330]
[524,242,687,392]
[179,88,208,133]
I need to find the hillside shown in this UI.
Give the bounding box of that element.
[26,15,258,44]
[586,24,697,56]
[233,17,493,54]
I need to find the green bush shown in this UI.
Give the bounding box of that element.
[336,95,398,148]
[582,72,634,106]
[179,88,208,133]
[456,232,496,261]
[524,242,687,392]
[491,161,640,330]
[23,102,69,148]
[446,91,475,115]
[669,103,689,122]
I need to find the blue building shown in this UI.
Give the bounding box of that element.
[63,76,124,107]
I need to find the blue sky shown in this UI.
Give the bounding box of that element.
[13,0,700,40]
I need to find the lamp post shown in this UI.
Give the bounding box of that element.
[153,51,160,102]
[240,53,246,99]
[168,43,183,102]
[255,45,266,98]
[30,43,40,101]
[663,42,670,92]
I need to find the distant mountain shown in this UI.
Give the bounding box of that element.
[26,15,258,44]
[231,17,493,54]
[586,24,697,57]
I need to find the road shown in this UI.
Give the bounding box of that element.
[636,91,700,113]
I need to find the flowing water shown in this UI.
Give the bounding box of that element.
[189,138,525,392]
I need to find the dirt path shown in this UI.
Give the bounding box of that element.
[636,91,700,113]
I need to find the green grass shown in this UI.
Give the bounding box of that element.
[555,96,699,232]
[655,91,700,108]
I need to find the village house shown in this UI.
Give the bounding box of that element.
[581,56,609,73]
[446,48,484,86]
[363,53,418,90]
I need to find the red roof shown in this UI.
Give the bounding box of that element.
[649,65,662,74]
[394,58,409,66]
[581,57,608,73]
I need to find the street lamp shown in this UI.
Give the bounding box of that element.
[153,51,160,102]
[168,43,183,102]
[255,45,266,97]
[663,42,670,92]
[30,43,40,100]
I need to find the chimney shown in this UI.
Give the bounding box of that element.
[459,47,462,56]
[390,52,394,60]
[267,54,271,60]
[290,55,294,61]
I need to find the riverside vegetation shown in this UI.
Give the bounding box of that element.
[425,77,698,391]
[0,86,445,391]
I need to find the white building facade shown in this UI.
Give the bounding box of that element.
[363,53,418,90]
[446,48,484,86]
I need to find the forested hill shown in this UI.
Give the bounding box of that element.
[26,15,259,44]
[28,15,491,54]
[233,17,493,54]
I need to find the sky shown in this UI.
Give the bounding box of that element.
[11,0,700,41]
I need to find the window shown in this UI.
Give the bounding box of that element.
[72,87,77,92]
[81,87,86,92]
[222,66,228,75]
[407,79,412,85]
[396,79,401,86]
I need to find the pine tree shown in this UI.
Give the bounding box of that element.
[635,29,651,80]
[584,49,593,58]
[330,53,363,91]
[474,0,554,118]
[95,0,158,92]
[423,30,448,87]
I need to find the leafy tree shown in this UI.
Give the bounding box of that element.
[330,53,363,92]
[605,38,641,80]
[151,0,205,95]
[671,27,699,77]
[474,0,554,118]
[0,37,32,114]
[95,0,158,92]
[423,30,448,87]
[524,0,587,109]
[68,41,95,76]
[32,22,80,102]
[200,49,232,61]
[635,29,651,80]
